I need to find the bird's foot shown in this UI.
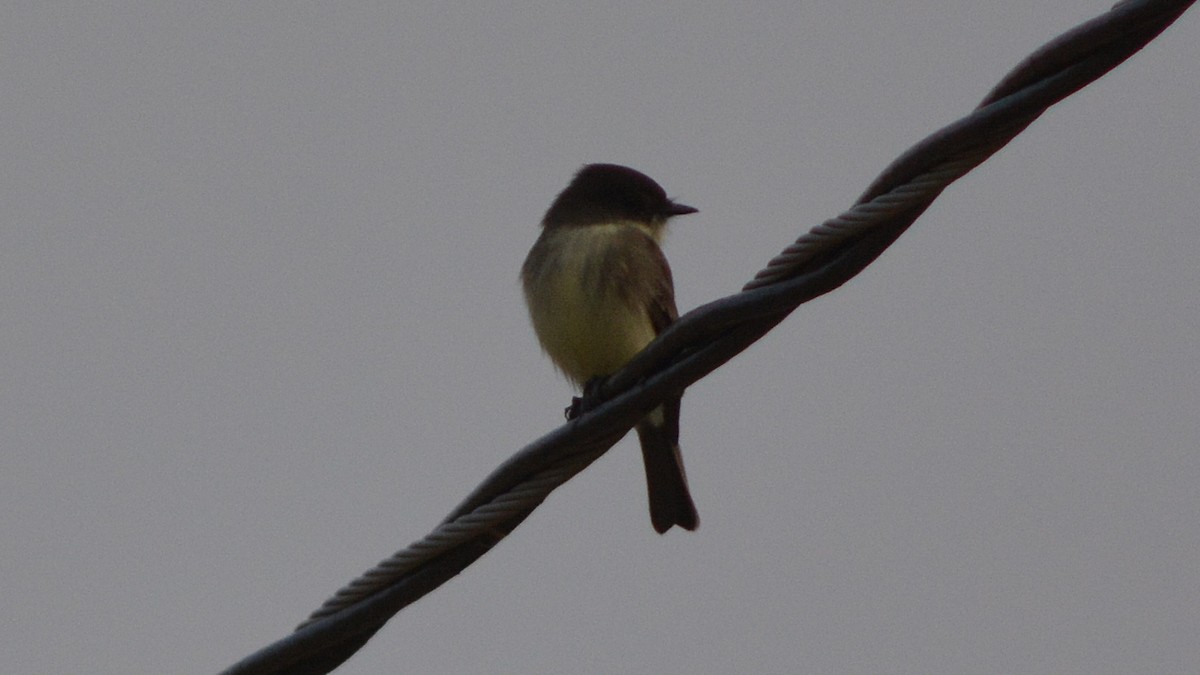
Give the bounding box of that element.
[564,376,607,420]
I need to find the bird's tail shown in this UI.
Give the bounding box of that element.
[636,397,699,534]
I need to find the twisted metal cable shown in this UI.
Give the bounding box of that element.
[297,438,610,629]
[220,2,1194,673]
[743,154,979,291]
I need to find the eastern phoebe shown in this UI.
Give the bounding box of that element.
[521,164,699,533]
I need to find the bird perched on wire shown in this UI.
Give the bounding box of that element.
[521,163,700,533]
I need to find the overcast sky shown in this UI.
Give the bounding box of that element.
[3,3,1198,674]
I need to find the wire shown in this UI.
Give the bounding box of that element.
[219,2,1196,672]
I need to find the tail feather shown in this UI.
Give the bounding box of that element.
[636,397,699,534]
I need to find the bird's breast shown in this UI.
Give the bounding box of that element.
[522,224,658,386]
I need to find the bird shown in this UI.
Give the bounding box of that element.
[521,163,699,533]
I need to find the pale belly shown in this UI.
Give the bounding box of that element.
[523,225,658,386]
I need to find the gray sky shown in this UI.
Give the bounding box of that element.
[3,3,1198,673]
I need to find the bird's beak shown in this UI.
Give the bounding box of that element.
[667,202,698,217]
